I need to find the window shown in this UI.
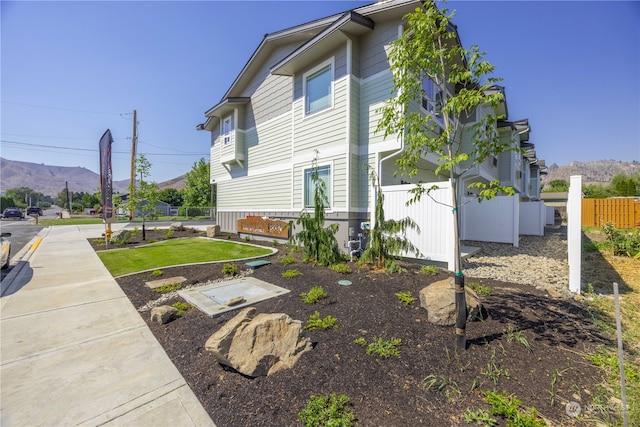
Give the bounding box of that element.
[421,78,442,119]
[304,165,331,208]
[222,115,233,144]
[305,64,332,115]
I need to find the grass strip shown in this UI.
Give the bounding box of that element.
[98,238,272,277]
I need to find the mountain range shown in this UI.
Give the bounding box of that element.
[0,157,185,197]
[1,157,638,198]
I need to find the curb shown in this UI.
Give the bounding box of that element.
[0,227,50,297]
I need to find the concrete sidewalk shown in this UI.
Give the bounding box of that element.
[0,224,216,426]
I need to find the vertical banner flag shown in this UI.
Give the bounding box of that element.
[99,129,114,220]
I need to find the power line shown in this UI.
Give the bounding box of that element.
[2,101,123,116]
[1,139,206,156]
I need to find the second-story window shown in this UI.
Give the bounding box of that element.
[305,63,332,116]
[222,115,233,144]
[421,78,444,126]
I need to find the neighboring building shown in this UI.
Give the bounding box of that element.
[116,194,171,217]
[197,0,545,262]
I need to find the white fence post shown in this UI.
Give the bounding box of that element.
[568,175,582,294]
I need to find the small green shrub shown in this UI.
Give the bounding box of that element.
[385,259,406,273]
[300,286,328,304]
[92,238,106,247]
[463,408,497,426]
[602,222,640,258]
[395,291,416,306]
[152,282,183,293]
[505,325,531,351]
[172,301,192,317]
[355,336,401,358]
[298,393,355,427]
[272,239,279,246]
[305,311,338,331]
[280,255,296,266]
[419,265,438,275]
[163,229,175,239]
[282,269,302,278]
[330,263,352,274]
[226,233,232,240]
[222,263,238,276]
[244,235,251,242]
[468,282,492,297]
[151,269,164,277]
[484,391,546,427]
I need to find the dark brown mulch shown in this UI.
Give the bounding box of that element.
[93,230,613,427]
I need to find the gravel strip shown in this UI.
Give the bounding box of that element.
[462,226,571,297]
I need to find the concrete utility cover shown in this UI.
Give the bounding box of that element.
[178,277,290,317]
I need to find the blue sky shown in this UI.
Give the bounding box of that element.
[2,0,639,184]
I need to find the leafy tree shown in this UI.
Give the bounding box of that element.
[611,173,638,196]
[377,1,518,349]
[158,188,184,206]
[4,187,42,208]
[542,179,569,193]
[125,155,160,240]
[80,193,101,210]
[291,155,343,266]
[1,196,17,211]
[360,166,420,271]
[582,184,611,199]
[55,188,72,210]
[183,158,212,207]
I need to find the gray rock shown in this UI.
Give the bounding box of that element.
[205,307,312,377]
[206,225,220,238]
[419,279,486,326]
[170,222,184,230]
[150,305,178,324]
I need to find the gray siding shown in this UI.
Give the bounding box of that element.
[359,71,394,147]
[293,77,349,155]
[360,20,397,80]
[217,169,292,210]
[245,114,292,170]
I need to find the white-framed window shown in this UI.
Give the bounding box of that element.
[304,165,331,208]
[421,78,444,126]
[222,115,233,144]
[304,61,333,116]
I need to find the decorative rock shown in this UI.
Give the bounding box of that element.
[419,279,486,326]
[169,222,184,231]
[205,307,312,377]
[150,305,178,324]
[206,225,220,238]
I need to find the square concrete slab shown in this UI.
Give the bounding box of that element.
[178,277,290,317]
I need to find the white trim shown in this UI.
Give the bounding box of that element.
[302,57,335,118]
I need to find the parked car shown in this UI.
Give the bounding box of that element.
[2,207,24,220]
[27,206,43,216]
[1,232,11,269]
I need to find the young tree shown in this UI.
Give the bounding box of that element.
[377,1,518,349]
[125,155,160,240]
[291,155,343,267]
[360,166,420,271]
[158,188,184,207]
[183,158,212,207]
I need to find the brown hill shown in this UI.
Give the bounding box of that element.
[541,160,640,186]
[0,158,185,197]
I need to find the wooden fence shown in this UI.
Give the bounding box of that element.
[582,198,640,228]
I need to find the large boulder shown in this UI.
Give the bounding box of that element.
[419,279,487,326]
[205,307,312,377]
[150,305,178,324]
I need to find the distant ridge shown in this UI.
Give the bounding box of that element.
[2,157,637,197]
[0,157,186,197]
[541,160,640,186]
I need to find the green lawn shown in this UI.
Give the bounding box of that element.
[98,238,274,277]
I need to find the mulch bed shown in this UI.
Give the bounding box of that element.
[92,229,614,426]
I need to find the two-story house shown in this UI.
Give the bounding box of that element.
[197,0,545,266]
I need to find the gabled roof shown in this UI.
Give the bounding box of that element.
[197,0,422,130]
[271,11,375,76]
